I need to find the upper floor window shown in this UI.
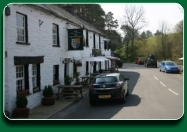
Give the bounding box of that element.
[93,34,96,48]
[99,35,101,49]
[52,24,59,46]
[86,30,89,47]
[16,13,28,44]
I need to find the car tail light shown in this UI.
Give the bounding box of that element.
[115,83,121,88]
[89,86,95,91]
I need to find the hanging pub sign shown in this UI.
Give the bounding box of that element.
[68,29,83,50]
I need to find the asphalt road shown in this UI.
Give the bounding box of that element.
[49,64,183,119]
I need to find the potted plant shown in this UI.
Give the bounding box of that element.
[42,85,55,106]
[73,72,81,85]
[13,95,30,118]
[64,75,73,85]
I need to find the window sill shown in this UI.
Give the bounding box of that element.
[33,90,42,94]
[33,87,40,93]
[16,42,30,45]
[53,45,60,47]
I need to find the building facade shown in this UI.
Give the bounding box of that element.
[4,4,111,116]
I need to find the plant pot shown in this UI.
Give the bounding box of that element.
[13,107,30,118]
[42,97,55,106]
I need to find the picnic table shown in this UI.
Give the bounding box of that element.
[80,76,95,85]
[57,85,83,101]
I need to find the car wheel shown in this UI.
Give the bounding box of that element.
[159,68,161,72]
[121,92,126,103]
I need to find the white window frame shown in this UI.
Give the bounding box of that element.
[16,13,26,43]
[16,65,24,91]
[52,24,58,45]
[32,64,37,88]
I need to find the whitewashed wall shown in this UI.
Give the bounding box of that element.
[4,4,111,116]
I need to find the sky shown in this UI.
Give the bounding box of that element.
[100,3,184,36]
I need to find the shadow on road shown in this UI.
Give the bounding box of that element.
[93,94,141,108]
[119,71,140,94]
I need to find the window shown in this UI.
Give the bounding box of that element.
[104,41,107,50]
[16,65,24,91]
[16,13,28,44]
[52,24,59,46]
[32,64,37,88]
[99,35,101,49]
[53,65,59,85]
[73,61,77,74]
[93,34,96,48]
[33,64,41,93]
[86,30,89,47]
[108,41,111,50]
[86,62,89,75]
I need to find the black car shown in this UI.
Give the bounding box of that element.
[89,73,129,105]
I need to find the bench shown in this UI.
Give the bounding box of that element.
[62,93,79,101]
[62,88,83,101]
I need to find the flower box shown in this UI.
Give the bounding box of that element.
[17,89,29,97]
[75,61,82,66]
[33,87,40,93]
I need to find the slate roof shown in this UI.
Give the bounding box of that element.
[29,4,107,37]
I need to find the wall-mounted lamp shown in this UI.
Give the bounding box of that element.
[62,58,68,64]
[80,25,84,29]
[66,22,69,29]
[70,59,75,63]
[5,6,11,16]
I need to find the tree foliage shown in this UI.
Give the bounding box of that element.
[57,4,183,64]
[121,5,146,60]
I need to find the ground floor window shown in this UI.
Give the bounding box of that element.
[33,64,41,93]
[86,62,89,75]
[16,65,24,91]
[16,65,29,96]
[53,65,59,85]
[32,64,37,88]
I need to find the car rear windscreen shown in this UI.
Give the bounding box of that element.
[94,77,118,84]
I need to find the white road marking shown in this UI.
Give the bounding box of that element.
[154,76,159,80]
[168,89,179,95]
[160,81,166,87]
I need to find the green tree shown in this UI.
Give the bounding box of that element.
[105,11,119,30]
[122,5,146,60]
[146,30,153,37]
